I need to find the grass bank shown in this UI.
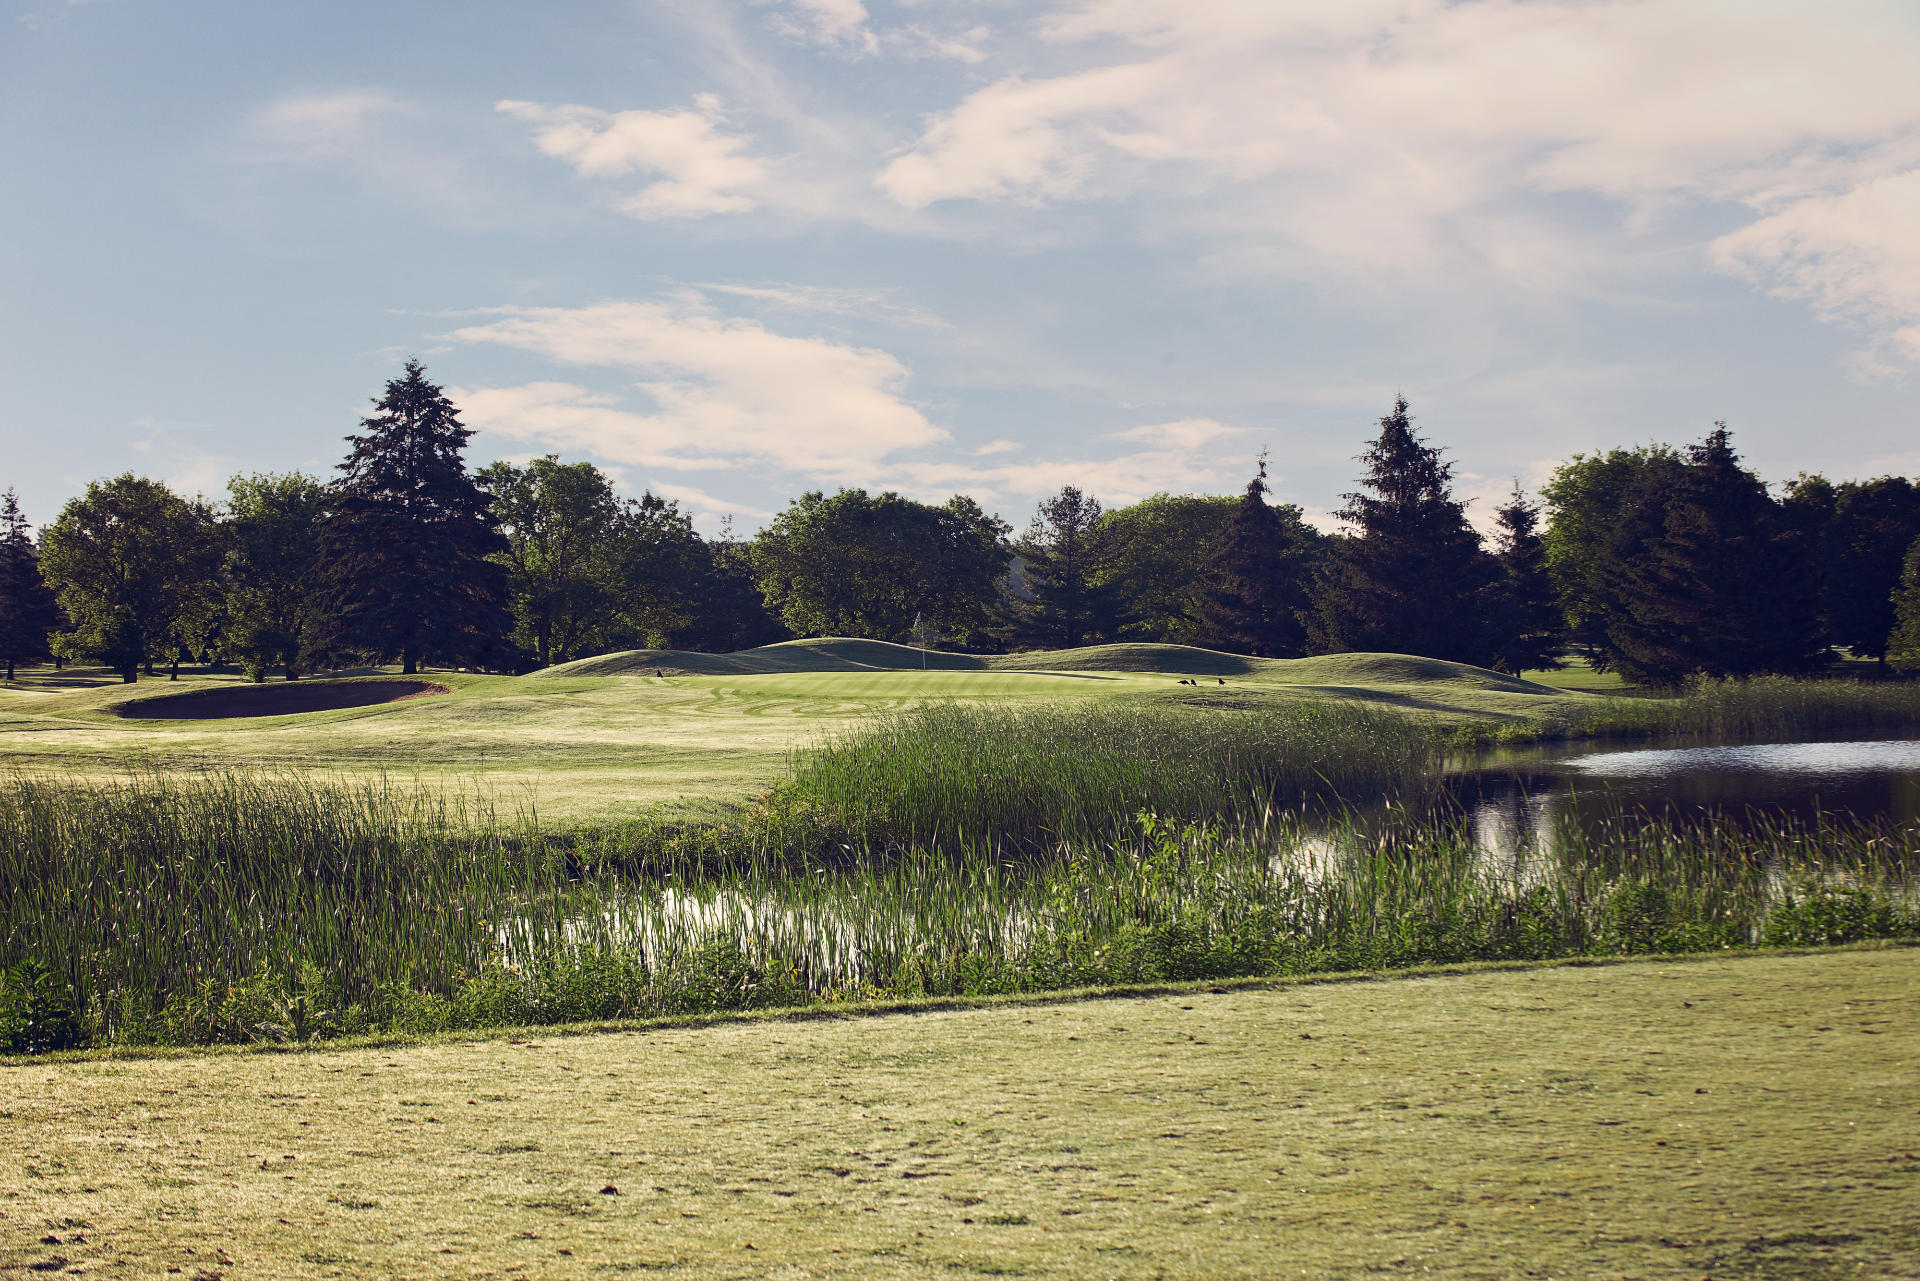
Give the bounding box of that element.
[4,949,1916,1279]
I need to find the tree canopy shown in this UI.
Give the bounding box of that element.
[1310,397,1500,665]
[1196,458,1311,657]
[0,491,62,682]
[751,489,1009,646]
[319,360,509,673]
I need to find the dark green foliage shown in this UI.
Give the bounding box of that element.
[0,958,84,1054]
[481,456,707,666]
[0,491,62,681]
[750,488,1009,646]
[38,474,221,682]
[1002,486,1122,648]
[1821,477,1920,660]
[1540,445,1688,665]
[224,472,328,681]
[1090,493,1240,644]
[1888,536,1920,673]
[1486,485,1561,674]
[319,360,510,673]
[1604,427,1824,685]
[1310,398,1500,664]
[674,538,789,652]
[1195,458,1310,657]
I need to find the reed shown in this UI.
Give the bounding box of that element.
[777,699,1447,849]
[1544,674,1920,743]
[4,768,1913,1051]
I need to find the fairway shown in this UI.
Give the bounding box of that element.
[3,948,1915,1279]
[0,642,1584,824]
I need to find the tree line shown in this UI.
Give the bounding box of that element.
[3,362,1918,686]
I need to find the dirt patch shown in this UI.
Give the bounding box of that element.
[117,680,450,720]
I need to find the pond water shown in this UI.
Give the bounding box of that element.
[1454,737,1920,856]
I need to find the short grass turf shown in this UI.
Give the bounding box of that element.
[0,642,1594,825]
[4,948,1916,1279]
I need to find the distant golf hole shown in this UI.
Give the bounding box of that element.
[117,680,450,720]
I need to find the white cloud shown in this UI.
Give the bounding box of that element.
[447,298,945,477]
[698,281,945,328]
[762,0,880,55]
[875,0,1920,360]
[250,89,407,161]
[1712,169,1920,369]
[497,96,765,219]
[875,418,1251,507]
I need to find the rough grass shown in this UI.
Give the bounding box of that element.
[4,948,1916,1279]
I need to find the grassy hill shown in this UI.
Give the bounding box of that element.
[0,642,1588,825]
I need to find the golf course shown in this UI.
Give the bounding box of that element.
[0,640,1591,824]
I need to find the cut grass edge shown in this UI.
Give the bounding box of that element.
[14,935,1912,1069]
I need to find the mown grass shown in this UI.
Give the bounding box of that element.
[5,950,1917,1280]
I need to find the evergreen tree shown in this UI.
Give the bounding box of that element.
[1196,457,1309,657]
[1606,425,1823,684]
[1309,397,1500,664]
[225,473,328,681]
[0,491,62,681]
[1486,484,1561,675]
[1005,486,1120,649]
[39,475,219,682]
[1822,476,1920,662]
[1888,535,1920,673]
[319,360,509,673]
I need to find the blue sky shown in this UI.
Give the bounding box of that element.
[5,0,1918,535]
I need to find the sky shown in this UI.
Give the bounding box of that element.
[4,0,1918,536]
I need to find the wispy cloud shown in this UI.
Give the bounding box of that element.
[497,95,766,219]
[447,297,945,477]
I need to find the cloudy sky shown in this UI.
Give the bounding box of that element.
[5,0,1918,534]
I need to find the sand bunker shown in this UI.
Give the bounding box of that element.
[117,680,449,720]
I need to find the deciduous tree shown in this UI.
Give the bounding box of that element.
[225,472,328,681]
[39,475,219,682]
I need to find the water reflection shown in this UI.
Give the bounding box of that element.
[1453,737,1920,865]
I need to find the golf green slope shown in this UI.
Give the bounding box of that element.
[0,642,1585,824]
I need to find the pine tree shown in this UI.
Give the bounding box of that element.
[0,491,62,681]
[1486,484,1561,675]
[1310,398,1500,664]
[1888,535,1920,673]
[1006,486,1119,649]
[1196,457,1309,657]
[1607,425,1824,684]
[319,360,509,673]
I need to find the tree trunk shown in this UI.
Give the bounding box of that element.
[402,648,418,675]
[286,663,300,681]
[5,658,13,682]
[53,656,63,671]
[144,658,155,677]
[170,654,180,680]
[122,664,138,683]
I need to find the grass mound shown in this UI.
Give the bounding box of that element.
[114,679,448,720]
[536,638,987,678]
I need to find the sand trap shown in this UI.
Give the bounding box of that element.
[117,680,449,720]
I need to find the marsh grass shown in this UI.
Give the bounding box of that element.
[4,765,1914,1050]
[778,699,1446,849]
[1518,673,1920,744]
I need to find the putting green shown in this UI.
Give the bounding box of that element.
[3,948,1913,1278]
[0,641,1590,825]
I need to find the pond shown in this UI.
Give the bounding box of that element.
[1455,737,1920,858]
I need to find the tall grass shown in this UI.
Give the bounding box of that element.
[1541,674,1920,743]
[779,700,1446,849]
[4,769,1914,1051]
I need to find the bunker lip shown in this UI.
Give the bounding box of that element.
[115,680,451,720]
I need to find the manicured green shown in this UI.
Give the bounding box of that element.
[4,949,1916,1279]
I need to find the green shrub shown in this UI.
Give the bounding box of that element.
[0,958,86,1054]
